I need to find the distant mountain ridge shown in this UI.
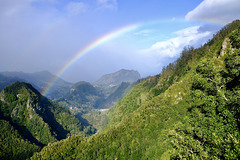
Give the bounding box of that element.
[0,71,72,99]
[0,69,141,98]
[57,80,135,110]
[93,69,141,88]
[56,69,141,110]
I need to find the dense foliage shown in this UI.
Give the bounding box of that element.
[0,119,40,160]
[0,82,86,159]
[170,27,240,159]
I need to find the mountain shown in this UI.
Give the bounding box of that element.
[57,80,136,110]
[56,81,136,132]
[0,71,72,99]
[93,69,141,88]
[31,20,240,159]
[57,81,103,111]
[0,81,87,159]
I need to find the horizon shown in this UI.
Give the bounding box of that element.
[1,0,240,83]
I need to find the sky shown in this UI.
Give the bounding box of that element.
[0,0,240,83]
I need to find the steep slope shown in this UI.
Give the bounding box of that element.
[0,119,40,160]
[93,69,141,88]
[0,82,86,159]
[31,20,240,159]
[0,71,72,99]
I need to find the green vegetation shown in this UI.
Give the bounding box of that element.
[169,27,240,159]
[0,119,40,160]
[0,81,86,159]
[57,81,102,111]
[81,109,109,132]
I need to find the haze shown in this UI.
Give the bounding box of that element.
[1,0,240,82]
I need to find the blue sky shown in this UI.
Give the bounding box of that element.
[0,0,240,82]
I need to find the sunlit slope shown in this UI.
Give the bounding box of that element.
[31,20,240,159]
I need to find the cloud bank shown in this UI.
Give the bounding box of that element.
[141,26,211,58]
[186,0,240,24]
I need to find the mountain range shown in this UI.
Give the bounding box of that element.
[0,69,141,99]
[0,71,72,99]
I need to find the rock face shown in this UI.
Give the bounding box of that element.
[220,38,230,57]
[93,69,141,88]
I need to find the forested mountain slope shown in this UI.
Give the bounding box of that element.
[0,119,40,160]
[31,20,240,159]
[0,82,86,159]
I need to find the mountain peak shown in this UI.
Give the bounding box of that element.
[93,69,141,88]
[1,81,40,100]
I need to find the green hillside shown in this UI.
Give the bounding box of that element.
[30,20,240,159]
[0,119,40,160]
[57,81,102,111]
[0,82,86,159]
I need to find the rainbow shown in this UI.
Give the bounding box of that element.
[41,24,139,96]
[41,18,226,97]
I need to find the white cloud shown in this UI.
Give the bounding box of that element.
[97,0,117,10]
[186,0,240,24]
[65,2,88,16]
[141,26,211,58]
